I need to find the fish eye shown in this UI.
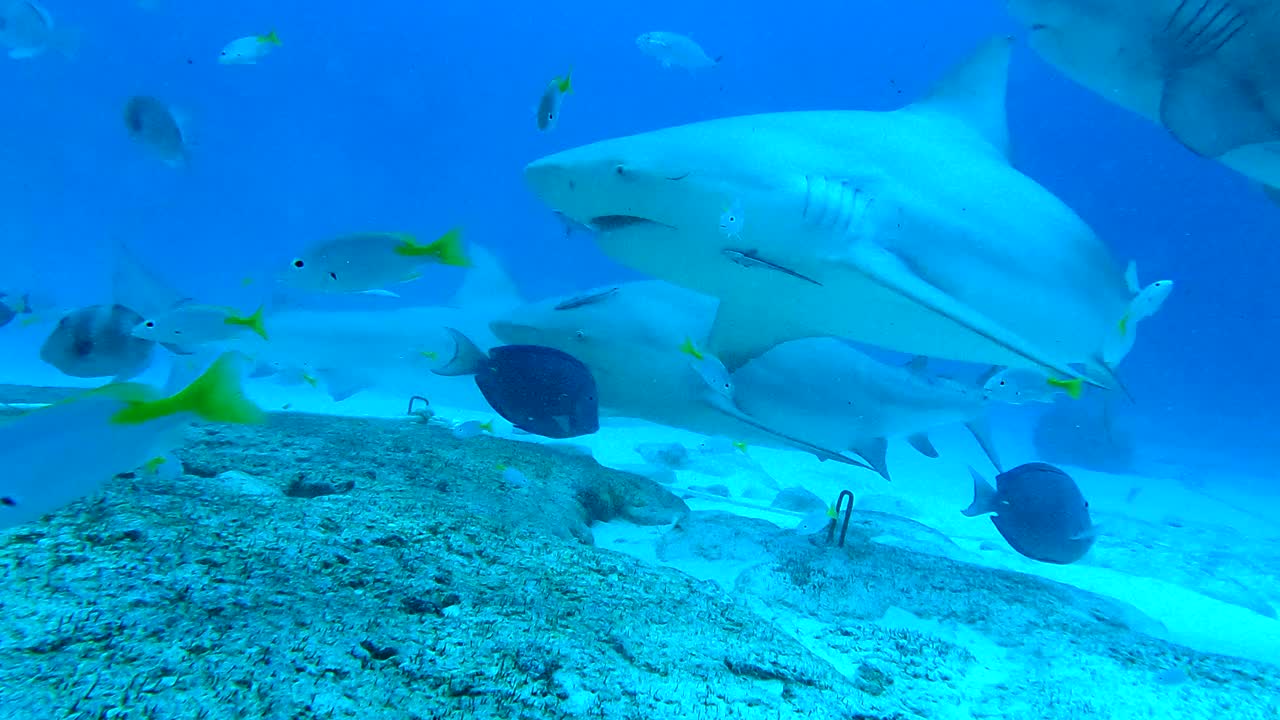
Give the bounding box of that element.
[145,321,155,327]
[292,259,305,268]
[614,164,626,176]
[328,272,338,281]
[574,330,586,340]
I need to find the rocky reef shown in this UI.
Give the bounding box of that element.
[0,412,1275,719]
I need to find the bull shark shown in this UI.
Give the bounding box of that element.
[1005,0,1280,199]
[523,36,1146,390]
[491,281,1006,480]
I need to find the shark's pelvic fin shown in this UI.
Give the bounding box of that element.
[907,35,1014,160]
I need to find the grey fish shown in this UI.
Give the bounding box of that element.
[40,304,155,381]
[0,0,77,60]
[962,462,1096,564]
[722,248,822,286]
[123,95,188,166]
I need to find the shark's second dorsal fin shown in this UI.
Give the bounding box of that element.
[908,35,1014,161]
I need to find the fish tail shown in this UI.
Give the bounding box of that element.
[1046,377,1084,400]
[396,227,469,267]
[480,420,494,433]
[113,353,264,425]
[558,68,574,94]
[226,305,269,340]
[260,30,283,46]
[678,337,703,360]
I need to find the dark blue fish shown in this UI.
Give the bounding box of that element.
[434,327,599,439]
[962,462,1096,564]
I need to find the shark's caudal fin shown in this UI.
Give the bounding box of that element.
[906,35,1014,160]
[699,390,878,474]
[449,244,523,313]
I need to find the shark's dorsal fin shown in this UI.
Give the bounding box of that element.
[908,35,1013,160]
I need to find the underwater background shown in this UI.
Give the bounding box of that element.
[3,1,1280,718]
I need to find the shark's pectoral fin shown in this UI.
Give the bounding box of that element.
[1160,62,1280,158]
[699,391,875,473]
[707,300,811,372]
[906,433,939,458]
[317,368,372,402]
[836,240,1096,387]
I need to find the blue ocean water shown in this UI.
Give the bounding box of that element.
[4,1,1276,461]
[4,3,1280,716]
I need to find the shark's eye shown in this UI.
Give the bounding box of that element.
[145,321,155,327]
[329,272,338,280]
[614,164,627,176]
[575,330,586,340]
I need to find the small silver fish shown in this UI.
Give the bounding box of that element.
[452,419,493,440]
[722,248,821,286]
[635,31,720,71]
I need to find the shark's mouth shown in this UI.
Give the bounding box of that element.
[589,215,673,232]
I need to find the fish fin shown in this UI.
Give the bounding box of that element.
[1263,183,1280,207]
[975,365,1003,387]
[358,289,400,298]
[317,368,371,402]
[449,243,523,312]
[964,417,1003,473]
[225,305,269,340]
[1071,525,1101,541]
[906,432,939,458]
[961,466,999,517]
[1124,261,1140,295]
[395,227,469,267]
[1046,377,1084,400]
[838,239,1095,387]
[1160,62,1279,157]
[848,436,891,481]
[432,327,487,377]
[111,241,190,320]
[159,342,196,356]
[678,337,703,360]
[557,68,573,93]
[904,355,928,372]
[259,30,282,46]
[908,35,1013,160]
[700,392,875,473]
[113,353,263,425]
[1088,356,1134,402]
[707,300,810,372]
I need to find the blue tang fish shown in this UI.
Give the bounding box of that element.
[962,462,1096,564]
[434,327,599,439]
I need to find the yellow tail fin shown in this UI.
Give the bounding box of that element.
[395,227,469,267]
[112,353,265,425]
[1047,377,1084,400]
[225,305,269,340]
[259,30,282,46]
[678,337,704,360]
